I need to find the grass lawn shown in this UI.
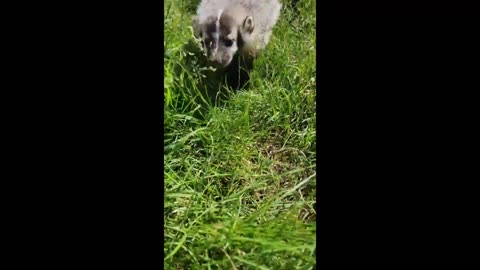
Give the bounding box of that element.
[164,0,316,268]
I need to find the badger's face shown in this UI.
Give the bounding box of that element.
[193,11,254,68]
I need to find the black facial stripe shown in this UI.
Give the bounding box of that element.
[237,31,244,49]
[219,13,235,32]
[203,36,215,45]
[206,21,217,35]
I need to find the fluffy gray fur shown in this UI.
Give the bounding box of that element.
[193,0,282,67]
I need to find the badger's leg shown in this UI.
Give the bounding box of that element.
[224,53,254,90]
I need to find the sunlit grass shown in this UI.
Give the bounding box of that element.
[164,1,316,268]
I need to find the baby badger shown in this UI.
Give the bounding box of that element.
[192,0,282,68]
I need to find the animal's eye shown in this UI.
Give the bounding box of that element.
[224,39,233,47]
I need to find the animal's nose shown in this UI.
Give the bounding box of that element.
[221,59,230,67]
[212,56,227,66]
[207,58,224,67]
[221,56,232,67]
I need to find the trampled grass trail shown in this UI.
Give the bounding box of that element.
[164,1,316,268]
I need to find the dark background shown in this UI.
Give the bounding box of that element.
[4,1,479,266]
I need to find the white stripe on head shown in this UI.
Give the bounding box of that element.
[213,9,223,55]
[216,9,223,29]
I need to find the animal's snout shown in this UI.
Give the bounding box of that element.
[208,53,231,67]
[221,55,232,66]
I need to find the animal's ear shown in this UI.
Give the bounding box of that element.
[242,16,254,33]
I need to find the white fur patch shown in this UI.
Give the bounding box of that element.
[213,9,223,56]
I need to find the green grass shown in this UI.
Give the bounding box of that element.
[164,1,316,269]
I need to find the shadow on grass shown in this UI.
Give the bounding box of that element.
[172,39,254,120]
